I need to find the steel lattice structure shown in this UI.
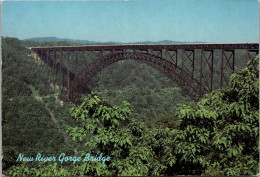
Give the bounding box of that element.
[31,43,259,101]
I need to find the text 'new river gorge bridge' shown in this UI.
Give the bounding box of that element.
[31,43,259,101]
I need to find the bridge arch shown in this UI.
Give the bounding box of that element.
[71,51,202,100]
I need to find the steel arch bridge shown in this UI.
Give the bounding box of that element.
[31,43,259,101]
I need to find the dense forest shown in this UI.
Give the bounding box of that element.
[2,37,259,176]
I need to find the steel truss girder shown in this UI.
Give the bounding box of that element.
[31,43,259,101]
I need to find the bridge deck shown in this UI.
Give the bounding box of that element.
[30,43,259,51]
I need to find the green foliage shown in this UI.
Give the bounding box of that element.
[8,163,72,177]
[171,56,259,175]
[154,114,181,129]
[2,146,19,171]
[2,37,78,173]
[67,93,142,175]
[66,93,182,176]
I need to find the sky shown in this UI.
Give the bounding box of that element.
[1,0,259,43]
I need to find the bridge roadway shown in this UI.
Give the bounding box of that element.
[30,43,259,50]
[31,43,259,101]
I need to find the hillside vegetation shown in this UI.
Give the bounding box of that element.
[2,37,259,176]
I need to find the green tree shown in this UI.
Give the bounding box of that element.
[169,56,259,175]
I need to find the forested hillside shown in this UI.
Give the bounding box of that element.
[2,37,81,171]
[2,37,259,176]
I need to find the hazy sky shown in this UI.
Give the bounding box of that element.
[2,0,259,43]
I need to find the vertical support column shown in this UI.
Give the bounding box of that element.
[101,50,104,69]
[99,50,103,75]
[83,49,89,69]
[53,50,56,89]
[40,50,43,68]
[192,50,195,79]
[146,49,151,64]
[200,49,203,97]
[220,49,224,88]
[60,50,63,89]
[182,49,185,72]
[245,49,248,65]
[52,50,55,69]
[176,50,178,66]
[91,50,95,65]
[75,50,78,65]
[112,49,115,61]
[148,49,152,55]
[67,51,70,97]
[47,50,50,75]
[210,50,214,91]
[35,52,39,79]
[83,50,86,64]
[181,49,185,86]
[232,50,235,73]
[181,49,186,85]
